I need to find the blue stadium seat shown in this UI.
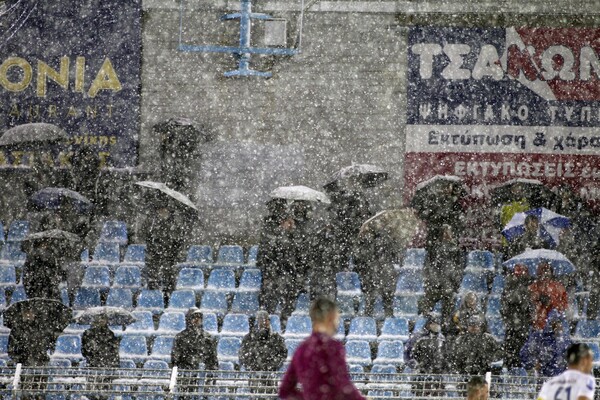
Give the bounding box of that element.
[491,275,505,296]
[82,265,111,290]
[285,339,302,362]
[575,320,600,339]
[486,297,501,318]
[374,340,404,366]
[238,269,261,292]
[199,291,228,316]
[0,222,4,243]
[106,288,134,309]
[100,221,128,245]
[7,221,29,242]
[334,320,346,341]
[49,358,72,368]
[125,311,155,336]
[0,265,16,289]
[120,360,137,369]
[217,245,244,264]
[80,248,89,262]
[0,290,7,311]
[345,341,372,366]
[460,272,488,294]
[10,285,26,304]
[0,335,8,357]
[157,312,185,335]
[371,364,396,376]
[73,288,102,310]
[379,317,410,342]
[283,316,312,339]
[220,314,249,337]
[467,251,495,270]
[487,318,505,340]
[143,360,169,370]
[395,269,424,295]
[167,290,197,311]
[186,245,213,263]
[230,292,259,314]
[393,296,419,317]
[403,248,426,268]
[119,335,148,362]
[124,245,146,263]
[206,270,236,292]
[203,313,218,336]
[53,335,83,362]
[0,242,26,262]
[270,315,281,334]
[337,295,357,318]
[347,317,378,342]
[92,242,120,264]
[246,246,258,265]
[336,272,362,296]
[217,337,242,363]
[150,336,175,361]
[114,266,142,290]
[219,361,235,371]
[176,268,205,292]
[136,290,165,314]
[293,293,310,315]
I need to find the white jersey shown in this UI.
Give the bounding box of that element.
[537,370,596,400]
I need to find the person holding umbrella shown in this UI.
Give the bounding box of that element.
[529,263,568,331]
[82,315,121,369]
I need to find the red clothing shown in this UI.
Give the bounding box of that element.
[279,332,366,400]
[529,278,568,330]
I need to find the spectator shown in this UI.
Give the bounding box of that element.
[466,376,489,400]
[501,264,534,369]
[172,308,218,370]
[8,307,58,367]
[520,313,571,377]
[450,316,502,375]
[404,318,429,369]
[529,263,568,331]
[240,311,287,394]
[420,224,465,333]
[452,292,484,335]
[81,315,120,368]
[413,317,446,374]
[508,215,549,258]
[22,244,64,301]
[279,298,366,400]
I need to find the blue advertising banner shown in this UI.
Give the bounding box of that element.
[0,0,142,168]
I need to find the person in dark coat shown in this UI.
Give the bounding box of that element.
[508,215,550,258]
[520,313,571,377]
[240,311,287,394]
[81,315,120,368]
[452,292,484,335]
[450,316,502,375]
[21,242,64,301]
[501,264,534,369]
[8,306,58,367]
[420,224,465,333]
[413,317,446,374]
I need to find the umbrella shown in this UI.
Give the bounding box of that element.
[269,186,330,204]
[28,187,93,213]
[323,164,388,192]
[410,175,466,220]
[502,208,571,248]
[490,178,557,208]
[358,208,421,249]
[3,298,72,332]
[76,307,136,326]
[23,229,81,243]
[0,123,69,149]
[135,181,198,212]
[503,249,575,276]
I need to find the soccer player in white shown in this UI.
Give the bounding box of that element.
[537,343,596,400]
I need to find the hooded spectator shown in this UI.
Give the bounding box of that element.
[452,292,484,335]
[450,316,502,375]
[413,317,447,374]
[172,308,218,370]
[240,311,287,372]
[404,319,429,369]
[520,313,571,377]
[82,315,120,368]
[529,263,568,331]
[501,264,534,369]
[21,244,64,301]
[8,307,58,367]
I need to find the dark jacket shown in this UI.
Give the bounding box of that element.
[8,324,57,366]
[22,248,64,301]
[172,327,218,370]
[239,330,287,372]
[501,274,534,330]
[520,322,571,377]
[424,238,465,289]
[450,332,502,375]
[82,325,120,368]
[413,333,447,374]
[508,232,549,258]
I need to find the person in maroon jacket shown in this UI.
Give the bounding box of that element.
[279,298,368,400]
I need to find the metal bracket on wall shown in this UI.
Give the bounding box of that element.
[178,0,300,78]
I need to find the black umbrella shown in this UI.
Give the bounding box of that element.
[4,298,72,332]
[490,178,557,208]
[323,164,388,192]
[76,307,136,326]
[0,123,69,150]
[28,187,93,214]
[411,175,467,211]
[21,229,82,255]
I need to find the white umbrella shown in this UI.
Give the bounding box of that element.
[76,307,136,325]
[135,181,198,211]
[269,185,330,204]
[503,249,575,276]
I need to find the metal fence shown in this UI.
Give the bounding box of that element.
[0,366,597,399]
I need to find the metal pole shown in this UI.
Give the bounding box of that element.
[238,0,252,72]
[168,366,178,395]
[12,363,21,400]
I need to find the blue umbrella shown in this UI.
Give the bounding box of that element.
[503,249,575,276]
[29,187,93,214]
[502,207,570,248]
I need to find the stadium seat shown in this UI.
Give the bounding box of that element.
[206,270,236,292]
[203,313,218,336]
[0,222,4,243]
[491,275,505,296]
[100,221,128,245]
[106,288,134,309]
[486,297,501,318]
[379,317,410,342]
[53,335,83,362]
[460,272,488,294]
[92,242,120,264]
[230,292,259,314]
[292,293,310,315]
[466,250,495,270]
[219,361,235,371]
[125,311,155,336]
[217,337,242,363]
[120,360,137,369]
[167,290,197,311]
[80,248,89,262]
[82,265,111,290]
[186,245,213,263]
[0,291,7,311]
[176,268,205,292]
[575,320,600,339]
[487,318,505,340]
[136,290,165,314]
[49,358,72,368]
[374,340,404,366]
[338,295,357,318]
[335,320,346,341]
[217,245,244,264]
[150,336,175,361]
[345,341,372,366]
[7,221,29,242]
[9,285,26,304]
[336,272,362,296]
[393,296,419,317]
[157,312,185,335]
[270,315,281,334]
[114,266,142,290]
[285,339,302,362]
[73,288,102,309]
[220,314,249,337]
[120,335,148,362]
[0,242,26,262]
[238,269,261,292]
[403,248,426,268]
[371,364,396,376]
[199,291,228,316]
[143,359,169,370]
[283,316,312,339]
[0,335,8,357]
[246,245,258,265]
[395,269,424,295]
[347,317,378,342]
[124,245,146,263]
[0,265,16,289]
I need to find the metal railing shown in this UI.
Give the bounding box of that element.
[0,366,597,399]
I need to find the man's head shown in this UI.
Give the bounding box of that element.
[524,215,540,234]
[464,292,478,309]
[185,308,203,328]
[93,315,109,328]
[466,376,488,400]
[255,311,271,336]
[310,298,340,337]
[566,343,594,374]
